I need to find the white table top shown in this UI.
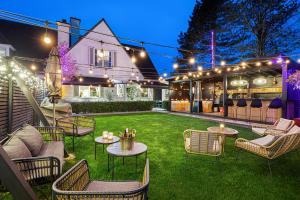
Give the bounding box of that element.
[95,136,120,144]
[207,126,239,136]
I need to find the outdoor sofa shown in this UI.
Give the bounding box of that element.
[52,159,150,200]
[252,118,294,136]
[1,125,65,186]
[236,125,300,175]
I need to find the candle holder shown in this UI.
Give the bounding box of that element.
[220,123,225,132]
[108,132,113,140]
[103,131,108,139]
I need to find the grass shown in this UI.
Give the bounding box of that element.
[3,112,300,199]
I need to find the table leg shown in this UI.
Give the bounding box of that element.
[112,156,115,179]
[94,143,97,160]
[136,155,138,173]
[107,154,110,172]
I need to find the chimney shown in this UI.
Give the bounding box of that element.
[70,17,81,46]
[57,19,70,47]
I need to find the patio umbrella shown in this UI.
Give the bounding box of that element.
[45,47,62,126]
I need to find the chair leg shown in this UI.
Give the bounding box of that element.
[267,160,272,176]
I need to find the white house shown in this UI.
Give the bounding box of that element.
[57,18,168,102]
[0,17,169,103]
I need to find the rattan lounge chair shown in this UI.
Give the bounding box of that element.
[183,129,224,157]
[235,125,300,175]
[52,159,149,200]
[56,116,95,152]
[252,118,294,136]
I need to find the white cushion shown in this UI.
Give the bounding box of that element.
[287,125,300,134]
[275,118,292,131]
[252,127,266,135]
[251,135,276,146]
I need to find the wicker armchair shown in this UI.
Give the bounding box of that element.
[235,129,300,175]
[56,116,96,152]
[1,126,65,187]
[183,129,224,157]
[52,159,150,200]
[252,118,294,136]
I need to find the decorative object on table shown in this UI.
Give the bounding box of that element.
[119,128,136,150]
[108,132,114,140]
[102,131,108,139]
[219,123,225,132]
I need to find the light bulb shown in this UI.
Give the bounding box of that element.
[43,35,51,44]
[104,74,108,78]
[99,49,104,58]
[267,61,272,65]
[31,65,37,71]
[79,77,83,82]
[256,62,261,67]
[297,58,300,63]
[189,57,195,65]
[188,72,192,76]
[140,50,146,58]
[131,72,135,76]
[57,69,62,73]
[89,68,93,74]
[206,72,210,76]
[131,56,137,63]
[220,60,226,66]
[241,62,246,67]
[163,73,167,77]
[227,68,231,71]
[197,66,203,71]
[173,63,178,69]
[286,59,290,64]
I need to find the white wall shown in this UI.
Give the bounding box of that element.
[57,20,144,82]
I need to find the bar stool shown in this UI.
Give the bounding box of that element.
[236,99,247,120]
[266,98,283,123]
[225,99,235,118]
[249,98,262,122]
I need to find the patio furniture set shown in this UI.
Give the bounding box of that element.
[1,115,150,199]
[183,118,300,175]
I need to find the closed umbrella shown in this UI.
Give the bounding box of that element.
[45,47,62,125]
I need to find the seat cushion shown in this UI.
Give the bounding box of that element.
[287,125,300,134]
[16,125,44,156]
[39,141,64,170]
[77,127,94,136]
[252,127,267,135]
[3,137,32,159]
[251,135,276,146]
[275,118,292,131]
[85,181,141,192]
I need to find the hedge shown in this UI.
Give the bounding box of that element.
[70,101,154,114]
[162,101,170,111]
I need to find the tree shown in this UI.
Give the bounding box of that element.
[235,0,300,57]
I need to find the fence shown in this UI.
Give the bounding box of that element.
[0,76,45,139]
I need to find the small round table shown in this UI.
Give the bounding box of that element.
[207,126,239,153]
[94,136,119,159]
[107,142,147,179]
[207,126,239,138]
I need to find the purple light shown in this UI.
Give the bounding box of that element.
[58,42,76,81]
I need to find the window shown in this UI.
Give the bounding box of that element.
[116,84,125,97]
[141,88,149,97]
[95,49,116,68]
[79,86,101,97]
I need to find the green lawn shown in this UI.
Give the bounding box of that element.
[3,113,300,199]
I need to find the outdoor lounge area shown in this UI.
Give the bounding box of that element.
[1,113,300,199]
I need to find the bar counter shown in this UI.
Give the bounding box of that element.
[171,100,190,112]
[228,99,281,123]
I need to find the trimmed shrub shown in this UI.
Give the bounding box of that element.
[70,101,154,114]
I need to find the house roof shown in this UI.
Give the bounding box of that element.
[0,18,57,59]
[122,43,159,80]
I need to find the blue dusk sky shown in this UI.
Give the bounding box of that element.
[1,0,196,75]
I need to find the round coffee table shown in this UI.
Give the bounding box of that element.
[207,126,239,137]
[107,142,147,179]
[94,136,119,159]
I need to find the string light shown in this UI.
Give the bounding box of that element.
[286,59,290,64]
[297,58,300,64]
[31,64,36,71]
[188,72,192,76]
[173,63,178,69]
[220,60,226,66]
[43,21,51,44]
[140,50,146,58]
[188,57,195,65]
[79,77,83,82]
[206,72,210,76]
[131,56,137,63]
[163,73,167,77]
[227,68,231,72]
[241,62,246,67]
[197,66,203,71]
[255,62,261,67]
[89,67,93,74]
[267,61,273,65]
